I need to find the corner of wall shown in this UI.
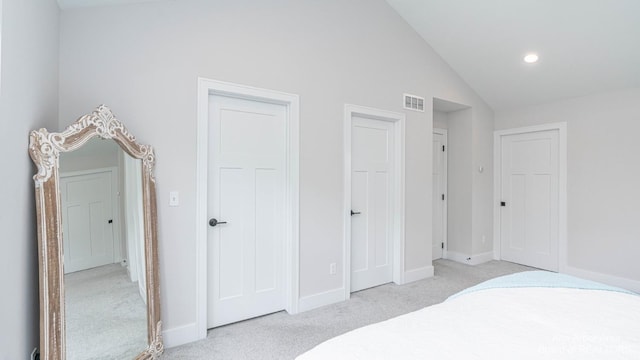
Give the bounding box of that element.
[446,250,493,266]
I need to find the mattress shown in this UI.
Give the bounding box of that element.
[297,271,640,359]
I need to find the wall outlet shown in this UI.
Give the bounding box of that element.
[482,235,486,243]
[329,263,337,275]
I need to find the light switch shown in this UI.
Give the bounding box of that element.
[169,191,179,207]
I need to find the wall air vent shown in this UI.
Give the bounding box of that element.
[403,93,425,112]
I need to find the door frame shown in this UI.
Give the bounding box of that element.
[433,128,448,260]
[196,78,300,339]
[343,104,405,300]
[493,122,567,272]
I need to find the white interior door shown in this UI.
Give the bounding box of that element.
[500,129,559,271]
[61,171,115,274]
[351,116,394,292]
[432,130,447,260]
[207,94,286,328]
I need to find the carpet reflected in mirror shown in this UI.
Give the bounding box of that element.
[65,264,147,359]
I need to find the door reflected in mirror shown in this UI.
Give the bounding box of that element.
[60,137,148,359]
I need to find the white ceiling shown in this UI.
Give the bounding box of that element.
[386,0,640,110]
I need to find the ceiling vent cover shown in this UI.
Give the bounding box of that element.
[403,93,425,112]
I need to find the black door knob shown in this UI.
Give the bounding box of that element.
[209,218,227,227]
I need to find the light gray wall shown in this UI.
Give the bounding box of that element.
[471,103,495,254]
[495,87,640,282]
[446,109,472,254]
[0,0,60,358]
[59,0,494,343]
[433,110,448,129]
[59,138,120,173]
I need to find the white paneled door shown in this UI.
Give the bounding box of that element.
[499,129,559,271]
[432,130,447,260]
[350,116,394,292]
[61,171,115,274]
[207,95,286,328]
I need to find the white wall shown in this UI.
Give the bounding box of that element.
[59,137,120,173]
[433,110,448,129]
[471,103,495,255]
[495,88,640,283]
[0,0,60,358]
[446,109,472,254]
[58,0,493,346]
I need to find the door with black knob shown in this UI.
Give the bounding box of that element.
[499,129,559,271]
[350,115,394,292]
[60,170,115,273]
[207,94,287,328]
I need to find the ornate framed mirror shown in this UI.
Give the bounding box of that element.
[29,105,163,359]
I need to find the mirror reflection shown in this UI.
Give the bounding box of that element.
[59,137,148,359]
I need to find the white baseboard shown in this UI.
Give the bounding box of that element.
[446,251,493,266]
[563,265,640,293]
[403,265,434,284]
[163,322,199,349]
[298,287,345,312]
[471,251,494,265]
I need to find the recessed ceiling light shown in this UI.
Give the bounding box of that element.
[524,53,539,63]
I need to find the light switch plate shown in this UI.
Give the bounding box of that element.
[169,191,179,207]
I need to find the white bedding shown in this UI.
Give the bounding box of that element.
[297,287,640,359]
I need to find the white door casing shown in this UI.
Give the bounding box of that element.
[432,130,447,260]
[344,105,405,299]
[196,78,299,338]
[350,116,395,292]
[60,170,116,274]
[494,123,567,272]
[207,94,287,328]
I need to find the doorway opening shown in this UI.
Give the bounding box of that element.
[432,98,471,262]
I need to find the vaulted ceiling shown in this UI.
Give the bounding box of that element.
[58,0,640,111]
[386,0,640,110]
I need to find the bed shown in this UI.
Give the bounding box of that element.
[297,271,640,359]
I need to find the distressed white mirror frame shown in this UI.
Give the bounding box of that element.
[29,105,163,360]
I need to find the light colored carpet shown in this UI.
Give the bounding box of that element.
[65,263,148,360]
[162,259,533,359]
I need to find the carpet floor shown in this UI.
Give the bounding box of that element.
[65,263,147,360]
[162,259,533,359]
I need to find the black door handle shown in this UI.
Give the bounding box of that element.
[209,218,228,227]
[350,210,361,216]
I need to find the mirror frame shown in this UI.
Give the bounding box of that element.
[29,105,163,359]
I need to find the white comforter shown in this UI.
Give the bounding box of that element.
[297,287,640,359]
